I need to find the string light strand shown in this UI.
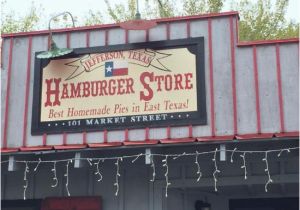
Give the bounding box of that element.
[277,148,291,157]
[231,147,237,163]
[212,148,220,192]
[114,157,123,196]
[262,152,273,192]
[132,153,143,163]
[51,161,58,188]
[150,155,156,182]
[64,160,72,196]
[23,161,29,200]
[33,158,41,172]
[94,159,104,182]
[162,155,171,197]
[240,152,247,180]
[195,151,202,182]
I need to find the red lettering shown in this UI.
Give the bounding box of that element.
[117,79,125,95]
[126,78,135,94]
[174,74,183,90]
[108,79,116,95]
[164,75,172,91]
[155,75,164,91]
[44,78,61,107]
[83,81,90,97]
[140,72,154,101]
[70,83,81,98]
[185,73,193,89]
[61,84,69,99]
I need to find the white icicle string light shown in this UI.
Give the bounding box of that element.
[162,155,171,197]
[94,159,104,182]
[132,153,143,163]
[212,148,221,192]
[64,160,72,196]
[262,151,273,192]
[231,147,237,163]
[2,146,299,199]
[87,158,93,166]
[173,152,186,160]
[51,161,58,188]
[23,161,29,200]
[114,157,123,196]
[33,158,41,172]
[240,152,247,180]
[277,148,291,157]
[195,151,202,182]
[150,154,156,182]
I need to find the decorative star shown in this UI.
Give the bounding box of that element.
[106,65,112,72]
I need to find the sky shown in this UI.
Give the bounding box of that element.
[1,0,299,29]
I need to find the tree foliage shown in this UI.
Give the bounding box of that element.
[1,1,41,34]
[233,0,299,40]
[1,0,298,41]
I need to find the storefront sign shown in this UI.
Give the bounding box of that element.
[32,38,206,134]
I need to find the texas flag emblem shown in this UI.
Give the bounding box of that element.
[105,60,128,77]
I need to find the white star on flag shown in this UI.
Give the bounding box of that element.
[106,65,112,72]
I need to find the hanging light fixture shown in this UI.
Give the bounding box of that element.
[37,12,75,59]
[119,0,157,30]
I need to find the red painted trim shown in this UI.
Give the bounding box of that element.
[197,135,234,142]
[20,146,52,151]
[160,138,195,144]
[1,12,239,38]
[238,38,299,46]
[22,36,32,147]
[252,45,262,133]
[275,132,299,138]
[86,31,90,47]
[43,133,47,146]
[235,16,239,43]
[105,30,109,46]
[103,129,108,143]
[167,126,171,139]
[54,145,87,150]
[2,38,13,149]
[186,21,190,38]
[66,32,70,48]
[146,29,149,42]
[123,140,159,146]
[125,30,128,43]
[166,23,170,40]
[88,142,122,148]
[83,132,87,144]
[124,129,129,142]
[208,18,216,137]
[230,16,238,135]
[1,148,19,153]
[145,127,150,141]
[235,133,273,140]
[63,133,67,145]
[188,125,193,137]
[275,44,285,133]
